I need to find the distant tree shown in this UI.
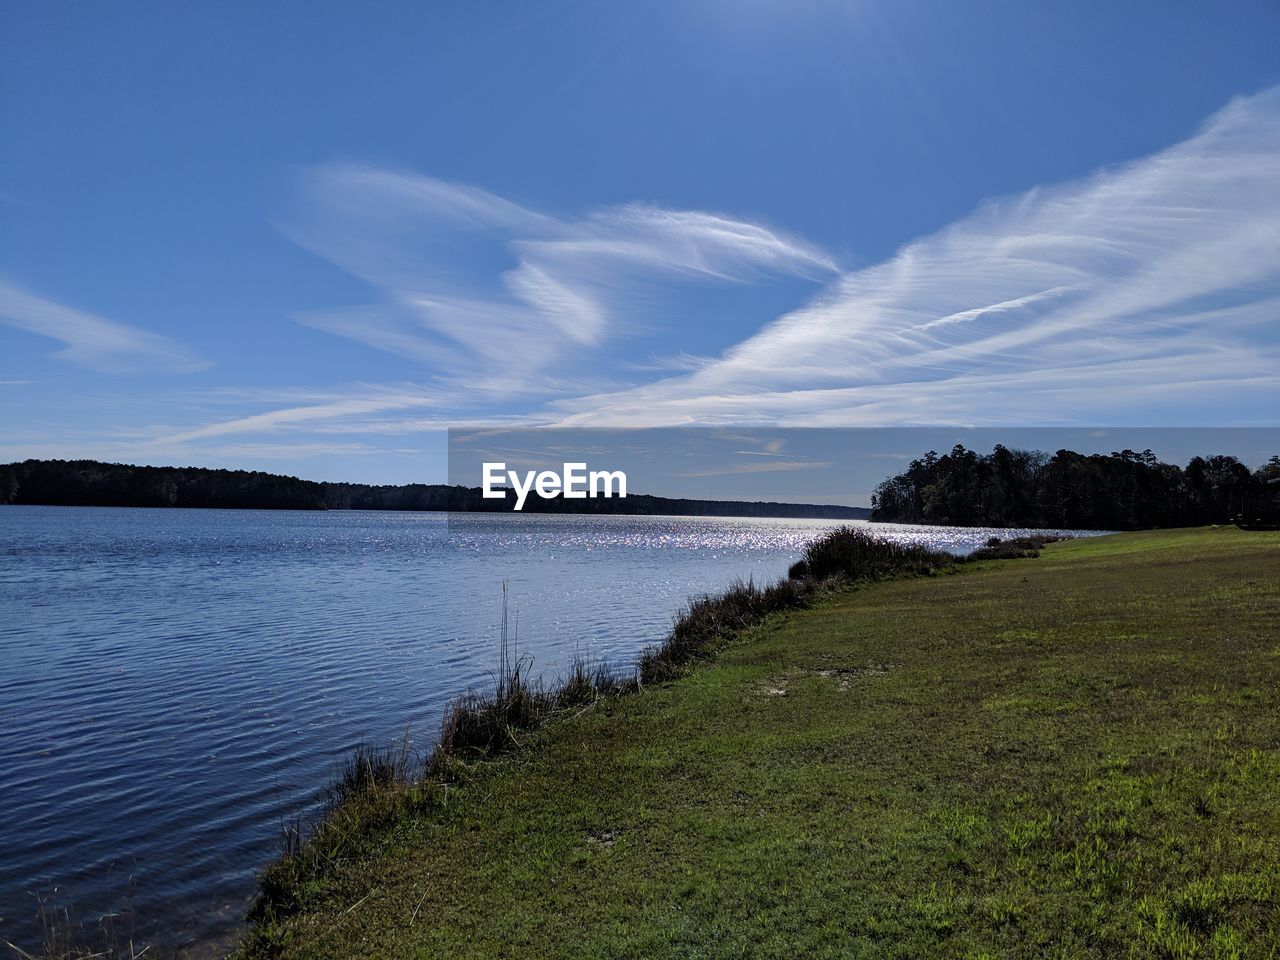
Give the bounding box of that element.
[871,446,1280,530]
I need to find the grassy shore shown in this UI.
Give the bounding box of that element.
[240,528,1280,959]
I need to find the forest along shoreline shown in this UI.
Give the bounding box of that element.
[236,525,1280,957]
[5,446,1279,528]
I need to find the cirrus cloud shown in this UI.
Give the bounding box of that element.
[0,278,209,375]
[549,86,1280,426]
[281,165,837,394]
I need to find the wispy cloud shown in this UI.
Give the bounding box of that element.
[115,87,1280,459]
[0,438,420,465]
[155,385,453,444]
[548,86,1280,426]
[282,166,836,393]
[0,279,209,374]
[676,459,831,478]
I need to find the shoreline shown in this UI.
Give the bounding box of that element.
[239,528,961,951]
[233,526,1280,957]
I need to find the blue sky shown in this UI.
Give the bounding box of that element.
[2,1,1278,484]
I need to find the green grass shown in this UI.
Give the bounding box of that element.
[239,527,1280,959]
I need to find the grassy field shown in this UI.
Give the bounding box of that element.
[241,528,1280,959]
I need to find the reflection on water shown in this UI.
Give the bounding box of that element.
[0,506,1097,952]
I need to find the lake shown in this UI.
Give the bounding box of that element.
[0,506,1093,953]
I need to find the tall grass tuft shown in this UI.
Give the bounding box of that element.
[438,581,551,758]
[787,526,954,582]
[638,576,816,683]
[325,732,413,808]
[252,733,422,928]
[966,535,1064,561]
[556,656,633,708]
[438,590,637,759]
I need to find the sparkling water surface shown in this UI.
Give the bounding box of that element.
[0,506,1098,953]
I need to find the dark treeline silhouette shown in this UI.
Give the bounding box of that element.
[0,460,872,520]
[871,445,1280,530]
[0,459,330,510]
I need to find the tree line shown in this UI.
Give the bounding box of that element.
[9,453,1276,529]
[870,445,1280,529]
[0,460,871,520]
